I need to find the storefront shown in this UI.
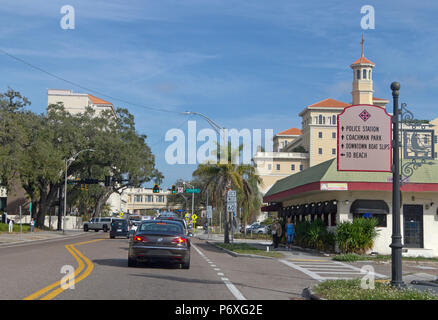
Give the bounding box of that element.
[263,158,438,256]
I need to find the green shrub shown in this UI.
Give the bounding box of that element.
[336,218,378,254]
[294,219,335,252]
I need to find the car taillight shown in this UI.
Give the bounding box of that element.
[172,237,187,245]
[133,235,148,243]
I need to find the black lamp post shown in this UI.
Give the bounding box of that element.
[389,82,405,288]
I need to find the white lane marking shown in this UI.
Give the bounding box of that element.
[280,258,387,281]
[211,265,216,267]
[214,268,220,271]
[218,273,224,276]
[192,244,246,300]
[279,259,324,281]
[221,278,246,301]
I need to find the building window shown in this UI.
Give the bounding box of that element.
[284,140,288,147]
[276,164,280,171]
[363,69,367,79]
[300,165,303,171]
[332,132,336,139]
[318,132,322,138]
[332,148,336,155]
[267,164,272,171]
[318,148,323,155]
[318,115,323,124]
[356,69,360,80]
[353,213,387,228]
[146,195,153,202]
[134,195,142,203]
[369,70,372,79]
[156,195,164,203]
[332,115,337,125]
[291,164,295,171]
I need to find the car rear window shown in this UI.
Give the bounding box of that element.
[112,220,127,227]
[139,222,183,234]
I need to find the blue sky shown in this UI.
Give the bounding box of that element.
[1,0,438,188]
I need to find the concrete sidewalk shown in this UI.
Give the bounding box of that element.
[0,229,89,247]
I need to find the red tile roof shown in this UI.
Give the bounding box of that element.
[307,98,350,109]
[88,94,112,105]
[351,56,375,66]
[277,128,302,136]
[373,97,387,101]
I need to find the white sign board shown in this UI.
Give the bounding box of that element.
[227,190,236,197]
[338,104,392,172]
[207,206,212,219]
[227,203,236,212]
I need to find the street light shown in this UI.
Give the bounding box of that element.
[63,149,94,234]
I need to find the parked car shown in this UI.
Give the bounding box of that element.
[253,225,269,234]
[83,217,113,232]
[110,219,129,239]
[241,222,261,233]
[128,219,190,268]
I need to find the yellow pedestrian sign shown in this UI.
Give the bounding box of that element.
[192,214,198,221]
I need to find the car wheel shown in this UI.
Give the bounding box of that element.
[110,235,115,239]
[94,229,99,232]
[128,257,137,267]
[181,259,190,269]
[103,225,108,232]
[84,226,88,232]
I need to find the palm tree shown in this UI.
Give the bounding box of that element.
[193,144,261,243]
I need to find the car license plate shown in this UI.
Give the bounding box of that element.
[117,229,122,232]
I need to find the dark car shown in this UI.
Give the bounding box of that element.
[110,219,129,239]
[128,220,190,269]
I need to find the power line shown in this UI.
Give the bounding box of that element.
[0,47,184,115]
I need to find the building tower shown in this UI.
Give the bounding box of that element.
[350,34,375,105]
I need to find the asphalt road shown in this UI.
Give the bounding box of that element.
[0,232,316,300]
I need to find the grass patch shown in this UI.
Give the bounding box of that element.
[332,254,438,262]
[332,254,375,262]
[314,279,438,300]
[0,223,31,233]
[215,243,284,258]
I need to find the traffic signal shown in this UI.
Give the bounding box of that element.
[105,176,111,187]
[153,184,160,193]
[171,185,176,195]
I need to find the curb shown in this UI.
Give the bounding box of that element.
[302,286,325,300]
[206,241,276,260]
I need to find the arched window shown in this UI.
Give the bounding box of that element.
[363,69,367,79]
[369,70,372,79]
[318,115,323,124]
[356,69,360,79]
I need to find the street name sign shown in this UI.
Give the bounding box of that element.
[338,104,392,172]
[185,188,201,193]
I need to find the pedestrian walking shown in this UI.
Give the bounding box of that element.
[8,219,13,233]
[30,218,35,232]
[285,217,294,250]
[271,218,282,249]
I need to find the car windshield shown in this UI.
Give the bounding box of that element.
[139,222,183,234]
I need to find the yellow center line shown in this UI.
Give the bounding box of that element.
[23,238,105,300]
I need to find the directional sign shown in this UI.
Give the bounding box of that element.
[338,104,392,172]
[227,190,236,197]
